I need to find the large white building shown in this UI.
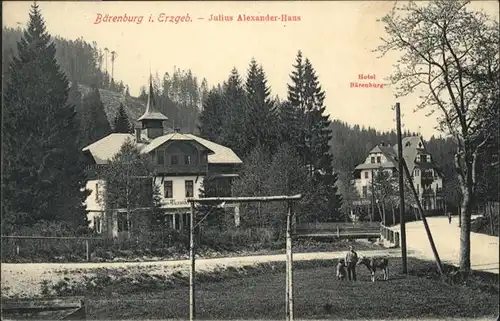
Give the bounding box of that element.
[82,80,242,238]
[352,136,444,211]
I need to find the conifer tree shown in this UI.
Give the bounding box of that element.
[80,85,111,146]
[244,58,278,153]
[138,85,148,102]
[198,87,225,143]
[113,103,132,133]
[286,51,342,221]
[219,68,248,157]
[2,4,89,230]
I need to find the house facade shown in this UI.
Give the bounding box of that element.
[352,136,444,212]
[82,79,242,238]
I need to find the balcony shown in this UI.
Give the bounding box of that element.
[420,173,435,184]
[154,164,208,176]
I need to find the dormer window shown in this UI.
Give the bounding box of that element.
[376,156,381,163]
[171,155,178,165]
[370,156,375,164]
[416,155,421,162]
[185,155,192,165]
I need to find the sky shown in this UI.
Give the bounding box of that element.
[3,1,499,140]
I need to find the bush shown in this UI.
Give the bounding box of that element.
[200,227,276,251]
[1,220,96,263]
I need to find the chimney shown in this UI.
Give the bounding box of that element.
[380,141,385,147]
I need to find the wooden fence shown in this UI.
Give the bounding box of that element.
[1,235,104,262]
[295,222,381,238]
[380,224,400,247]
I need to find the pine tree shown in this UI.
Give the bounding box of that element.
[2,4,89,231]
[219,68,248,157]
[81,85,111,147]
[278,100,302,156]
[244,58,278,153]
[68,79,83,138]
[198,87,225,143]
[113,103,132,133]
[138,85,148,102]
[286,51,343,221]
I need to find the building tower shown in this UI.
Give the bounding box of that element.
[137,76,169,140]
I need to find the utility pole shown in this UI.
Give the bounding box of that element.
[189,202,196,321]
[111,51,118,82]
[396,102,408,274]
[104,48,109,74]
[371,169,375,222]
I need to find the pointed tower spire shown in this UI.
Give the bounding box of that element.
[137,72,168,140]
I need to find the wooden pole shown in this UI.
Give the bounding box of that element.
[401,159,444,275]
[189,202,196,321]
[85,239,90,262]
[286,201,294,321]
[396,102,408,274]
[371,169,375,222]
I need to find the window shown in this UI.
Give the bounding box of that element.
[362,186,368,198]
[94,216,102,233]
[185,180,194,197]
[364,171,369,179]
[416,155,421,162]
[117,212,129,232]
[370,156,375,164]
[182,213,190,229]
[376,156,381,163]
[414,169,419,176]
[416,184,419,194]
[95,183,99,201]
[185,155,192,165]
[171,155,178,165]
[174,214,181,230]
[157,150,165,165]
[164,181,173,198]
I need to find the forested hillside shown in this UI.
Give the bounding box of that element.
[3,27,207,135]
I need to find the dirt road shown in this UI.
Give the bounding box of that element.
[392,216,499,274]
[1,249,402,298]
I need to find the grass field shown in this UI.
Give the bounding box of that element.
[83,258,499,320]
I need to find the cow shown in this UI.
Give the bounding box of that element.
[357,256,389,282]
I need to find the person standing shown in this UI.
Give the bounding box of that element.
[447,212,452,224]
[345,245,358,281]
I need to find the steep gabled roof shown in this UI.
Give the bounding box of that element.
[368,145,399,166]
[393,136,423,173]
[82,134,146,165]
[82,133,242,165]
[183,134,243,164]
[141,133,216,155]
